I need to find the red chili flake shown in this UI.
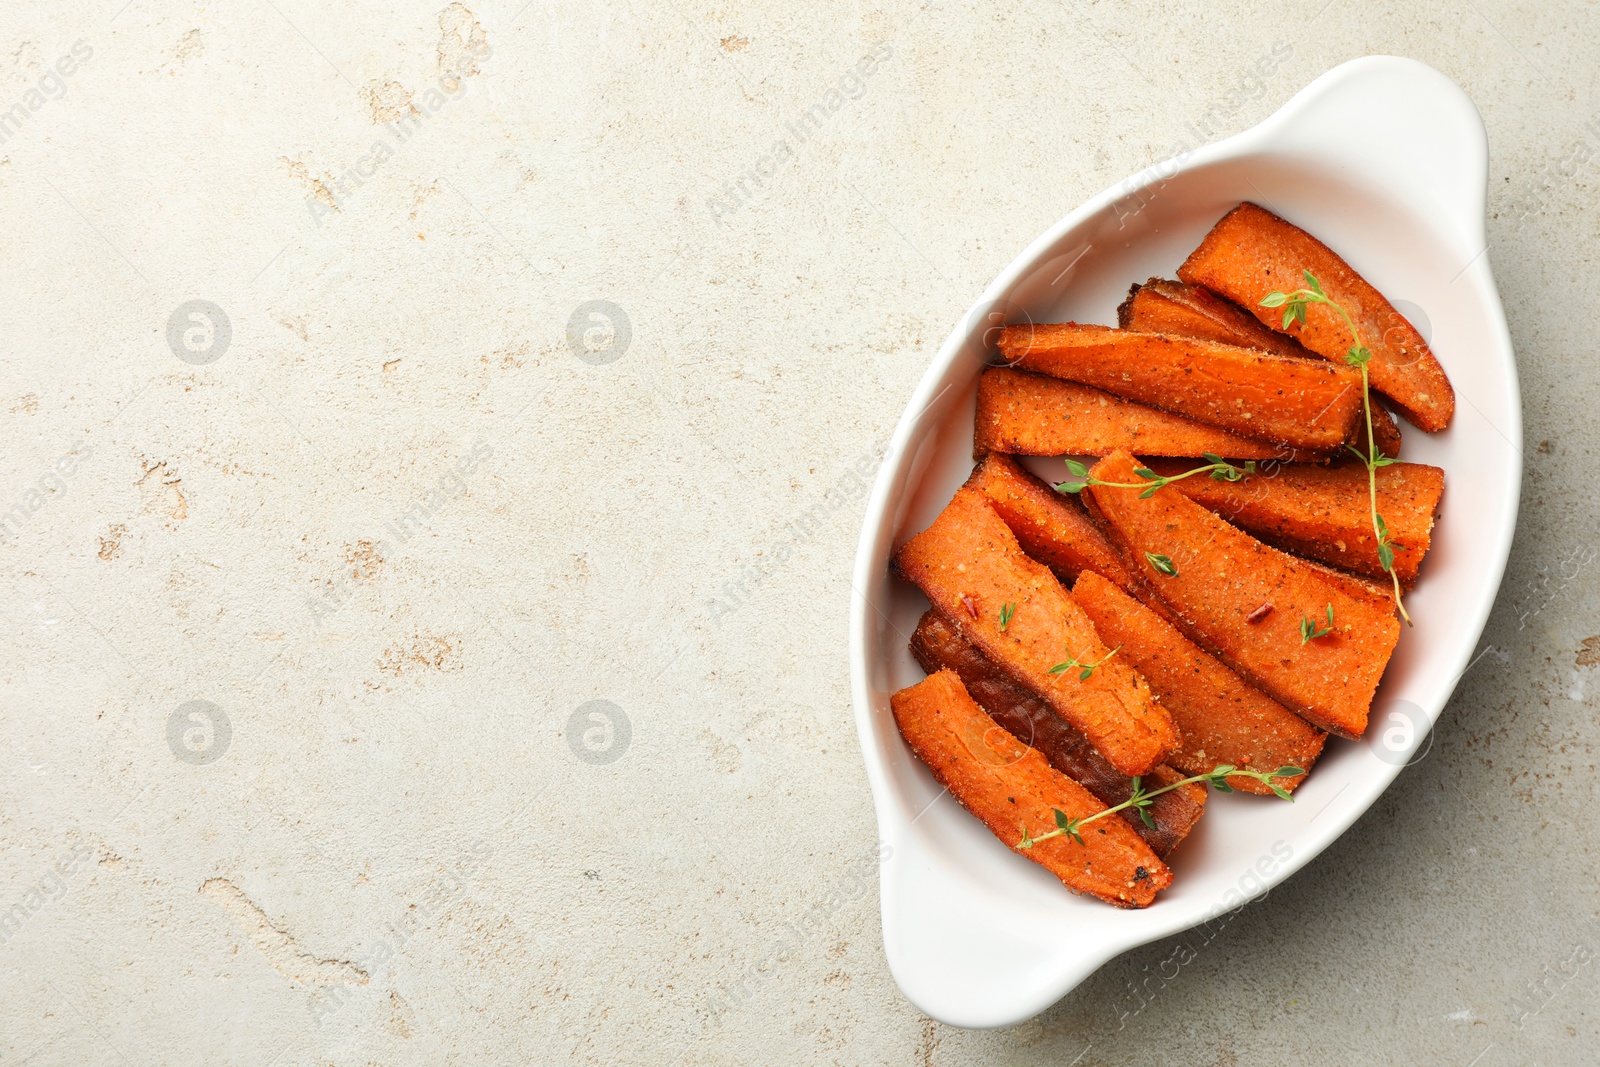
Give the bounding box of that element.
[961,594,979,619]
[1245,603,1274,624]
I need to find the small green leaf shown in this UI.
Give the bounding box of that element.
[1270,784,1293,802]
[1201,452,1224,465]
[1139,485,1159,498]
[1053,480,1086,494]
[1282,308,1297,330]
[1065,458,1089,477]
[1145,552,1178,577]
[1133,467,1158,480]
[1377,542,1395,569]
[1372,454,1398,467]
[1327,603,1335,626]
[1303,269,1323,294]
[1275,766,1304,778]
[1065,824,1083,846]
[1211,764,1236,778]
[1212,778,1234,793]
[1053,808,1070,830]
[1079,666,1093,681]
[1260,292,1289,308]
[1293,303,1308,326]
[1139,808,1157,830]
[1048,662,1071,675]
[999,603,1016,631]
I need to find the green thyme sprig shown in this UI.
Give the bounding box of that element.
[1017,764,1304,849]
[1048,643,1122,681]
[1300,603,1335,644]
[1261,271,1411,624]
[1053,454,1256,499]
[998,603,1016,631]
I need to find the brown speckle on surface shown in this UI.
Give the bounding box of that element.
[377,634,461,675]
[1578,636,1600,668]
[97,523,126,561]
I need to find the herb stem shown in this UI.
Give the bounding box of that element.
[1262,274,1411,624]
[1018,764,1303,849]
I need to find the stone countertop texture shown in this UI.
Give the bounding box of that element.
[1,1,1597,1064]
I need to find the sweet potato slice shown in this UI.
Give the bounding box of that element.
[1081,450,1401,739]
[893,486,1179,775]
[1119,277,1312,359]
[1143,458,1444,587]
[996,323,1364,452]
[910,610,1205,856]
[1178,202,1455,432]
[974,367,1302,461]
[963,453,1136,591]
[890,669,1172,907]
[1070,572,1326,794]
[1119,278,1404,459]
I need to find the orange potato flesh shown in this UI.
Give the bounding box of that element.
[893,486,1179,776]
[1119,277,1314,359]
[974,367,1303,461]
[996,323,1364,452]
[1070,571,1326,794]
[910,610,1206,857]
[1178,202,1455,432]
[1081,450,1401,739]
[1143,458,1444,587]
[890,669,1172,908]
[963,453,1136,591]
[1119,278,1404,459]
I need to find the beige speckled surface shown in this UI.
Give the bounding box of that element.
[2,1,1598,1063]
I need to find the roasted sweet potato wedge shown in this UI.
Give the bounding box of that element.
[1178,202,1455,432]
[963,453,1136,591]
[1081,450,1401,739]
[1120,278,1404,459]
[995,323,1364,452]
[910,610,1205,856]
[1071,572,1326,794]
[1143,458,1444,587]
[1119,277,1312,359]
[893,486,1179,776]
[890,669,1172,907]
[974,367,1306,461]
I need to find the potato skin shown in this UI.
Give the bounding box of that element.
[890,669,1172,908]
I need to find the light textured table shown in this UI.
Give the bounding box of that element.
[2,2,1597,1064]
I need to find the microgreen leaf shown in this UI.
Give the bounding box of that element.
[1145,552,1178,577]
[999,602,1016,631]
[1065,458,1089,478]
[1049,643,1122,681]
[1299,604,1335,644]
